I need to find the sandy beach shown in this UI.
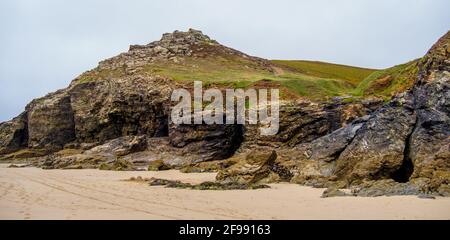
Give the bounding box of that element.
[0,164,449,220]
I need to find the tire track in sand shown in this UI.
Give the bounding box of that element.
[42,173,249,219]
[12,171,180,220]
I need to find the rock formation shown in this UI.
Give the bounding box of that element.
[0,29,448,196]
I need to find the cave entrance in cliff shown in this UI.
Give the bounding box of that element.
[391,126,416,183]
[212,123,245,160]
[228,124,244,157]
[154,116,169,137]
[391,156,414,183]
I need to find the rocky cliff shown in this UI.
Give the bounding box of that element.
[250,31,450,196]
[0,29,448,196]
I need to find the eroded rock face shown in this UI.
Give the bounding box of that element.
[26,90,75,150]
[85,135,147,157]
[0,74,174,158]
[0,29,266,163]
[68,74,173,144]
[409,32,450,190]
[279,31,450,195]
[240,99,373,150]
[334,94,417,183]
[0,112,28,155]
[169,123,244,162]
[283,120,365,184]
[307,121,365,163]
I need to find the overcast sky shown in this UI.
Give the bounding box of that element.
[0,0,449,122]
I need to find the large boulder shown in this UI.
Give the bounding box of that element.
[216,150,280,184]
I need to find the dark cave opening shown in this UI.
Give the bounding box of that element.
[209,123,245,160]
[154,116,169,137]
[391,156,414,183]
[228,124,245,157]
[391,120,416,183]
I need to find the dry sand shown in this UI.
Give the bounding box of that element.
[0,164,449,220]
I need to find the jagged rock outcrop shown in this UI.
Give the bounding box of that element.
[68,74,173,144]
[333,94,417,183]
[0,29,267,165]
[277,31,450,195]
[240,99,376,149]
[98,28,272,72]
[409,32,450,194]
[280,119,366,184]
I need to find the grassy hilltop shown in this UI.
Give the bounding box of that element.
[75,29,419,101]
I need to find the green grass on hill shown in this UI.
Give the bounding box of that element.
[271,60,376,85]
[74,53,418,101]
[141,56,275,84]
[140,56,358,100]
[75,66,126,84]
[352,59,419,98]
